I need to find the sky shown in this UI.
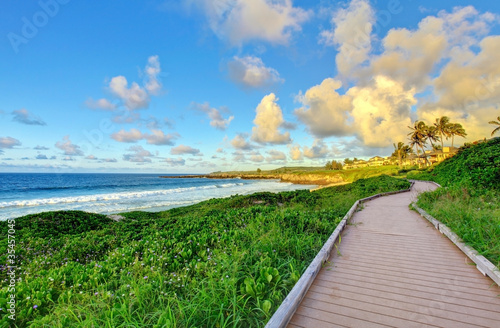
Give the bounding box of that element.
[1,0,499,173]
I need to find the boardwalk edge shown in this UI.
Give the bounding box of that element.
[412,201,500,287]
[265,181,415,328]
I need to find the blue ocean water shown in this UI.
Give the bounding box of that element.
[0,173,314,220]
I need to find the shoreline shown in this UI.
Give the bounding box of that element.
[161,172,347,190]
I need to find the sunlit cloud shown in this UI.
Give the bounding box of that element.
[227,56,283,89]
[190,0,311,46]
[251,93,291,144]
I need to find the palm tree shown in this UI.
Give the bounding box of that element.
[392,142,412,169]
[434,116,451,149]
[490,116,500,136]
[448,123,467,148]
[408,121,430,166]
[425,125,440,150]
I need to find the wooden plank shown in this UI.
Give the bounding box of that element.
[413,203,500,286]
[283,181,500,328]
[266,184,415,328]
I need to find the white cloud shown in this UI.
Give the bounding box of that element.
[192,0,311,46]
[164,157,186,166]
[55,136,84,156]
[36,154,48,160]
[0,137,22,149]
[227,56,283,88]
[294,78,352,138]
[266,149,286,162]
[109,76,150,111]
[104,158,118,163]
[111,129,143,143]
[145,55,162,95]
[85,98,117,111]
[191,102,234,130]
[123,145,154,163]
[247,151,264,163]
[348,75,416,147]
[144,130,178,145]
[251,93,291,144]
[12,109,46,125]
[303,139,330,159]
[320,0,374,77]
[171,145,201,155]
[85,155,98,160]
[289,144,303,160]
[111,129,178,145]
[34,145,49,150]
[230,134,254,150]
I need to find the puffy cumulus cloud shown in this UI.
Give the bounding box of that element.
[232,150,247,162]
[111,129,143,143]
[417,36,500,142]
[104,158,118,163]
[85,98,117,111]
[0,137,21,149]
[289,144,303,160]
[251,93,291,144]
[144,130,178,146]
[55,136,84,156]
[12,109,46,125]
[249,151,264,163]
[227,56,283,89]
[231,134,254,150]
[144,55,162,95]
[109,76,150,111]
[171,145,201,156]
[348,75,415,147]
[320,0,374,78]
[112,129,178,145]
[369,16,446,91]
[191,102,234,130]
[303,139,330,159]
[85,155,98,160]
[34,145,49,150]
[294,78,352,138]
[191,0,310,46]
[164,157,186,166]
[36,154,48,160]
[90,56,163,113]
[123,145,154,163]
[266,149,286,162]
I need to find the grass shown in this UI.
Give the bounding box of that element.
[0,175,410,327]
[408,138,500,267]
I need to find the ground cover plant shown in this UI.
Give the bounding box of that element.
[0,175,409,327]
[408,138,500,267]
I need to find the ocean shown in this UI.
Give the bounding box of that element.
[0,173,315,220]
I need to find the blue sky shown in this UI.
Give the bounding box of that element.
[1,0,499,173]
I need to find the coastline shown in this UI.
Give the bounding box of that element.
[160,172,347,190]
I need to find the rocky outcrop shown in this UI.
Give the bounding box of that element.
[160,172,346,185]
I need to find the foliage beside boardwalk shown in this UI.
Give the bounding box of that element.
[0,176,409,327]
[410,138,500,267]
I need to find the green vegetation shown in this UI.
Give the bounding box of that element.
[409,138,500,267]
[0,176,409,327]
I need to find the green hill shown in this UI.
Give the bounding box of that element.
[410,138,500,267]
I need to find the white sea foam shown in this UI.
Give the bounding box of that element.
[0,183,240,208]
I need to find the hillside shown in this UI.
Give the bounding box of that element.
[409,138,500,267]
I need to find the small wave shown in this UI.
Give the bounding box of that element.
[0,183,240,208]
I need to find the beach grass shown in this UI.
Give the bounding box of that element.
[0,175,410,327]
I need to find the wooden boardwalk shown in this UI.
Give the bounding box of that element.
[288,181,500,328]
